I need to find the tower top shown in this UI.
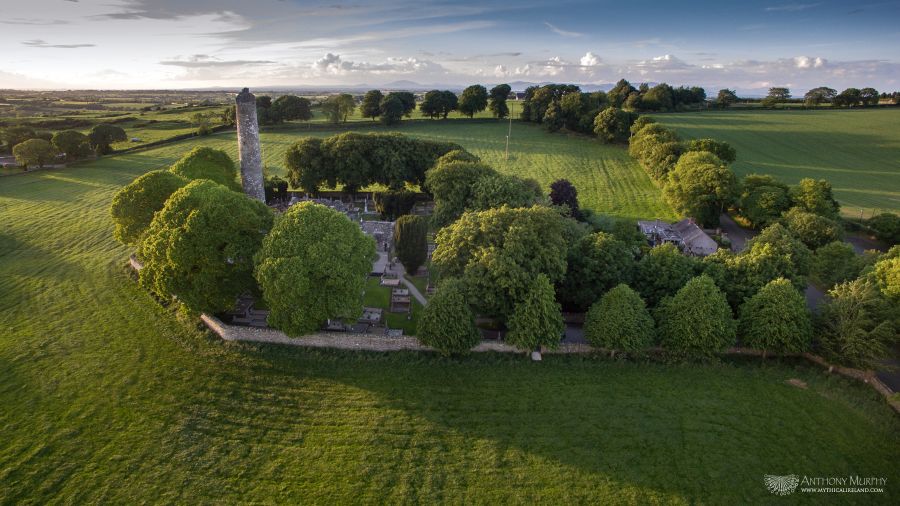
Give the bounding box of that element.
[236,87,255,104]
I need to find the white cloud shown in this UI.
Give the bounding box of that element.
[764,3,821,12]
[580,52,601,67]
[793,56,827,69]
[310,53,447,77]
[544,22,583,38]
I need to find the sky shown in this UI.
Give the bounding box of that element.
[1,0,899,94]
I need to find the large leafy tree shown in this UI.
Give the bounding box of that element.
[790,178,840,219]
[1,125,37,152]
[780,207,843,249]
[664,151,738,227]
[88,124,127,155]
[420,90,458,119]
[715,89,738,108]
[685,138,736,164]
[489,84,511,118]
[628,123,683,180]
[51,130,92,161]
[873,247,900,300]
[593,107,635,144]
[469,173,542,211]
[138,180,273,313]
[737,174,792,229]
[634,243,698,307]
[506,274,564,351]
[416,278,481,355]
[272,95,312,122]
[738,278,812,356]
[656,275,736,360]
[432,205,569,320]
[360,89,384,120]
[811,241,869,288]
[169,147,239,190]
[12,139,58,169]
[321,93,355,123]
[558,232,634,311]
[394,215,428,275]
[255,202,375,336]
[379,95,404,125]
[110,170,189,246]
[424,160,497,228]
[458,85,489,118]
[385,91,416,117]
[804,87,837,106]
[867,213,900,245]
[584,284,655,354]
[816,278,896,369]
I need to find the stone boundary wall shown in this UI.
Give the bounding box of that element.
[199,313,899,414]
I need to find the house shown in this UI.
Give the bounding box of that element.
[637,218,718,257]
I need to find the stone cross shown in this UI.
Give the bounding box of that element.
[235,88,265,202]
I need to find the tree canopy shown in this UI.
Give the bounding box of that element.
[168,147,239,190]
[634,243,698,307]
[272,95,312,122]
[780,207,843,249]
[416,278,481,355]
[584,284,655,354]
[51,130,92,161]
[110,170,189,246]
[361,90,384,120]
[506,274,565,351]
[593,107,636,144]
[12,139,57,169]
[394,215,428,275]
[790,178,840,219]
[557,232,634,312]
[656,275,736,360]
[458,85,488,118]
[254,202,375,336]
[738,278,812,355]
[737,174,792,229]
[88,124,127,155]
[321,94,355,123]
[816,278,896,369]
[420,90,458,119]
[664,150,738,227]
[489,84,511,118]
[138,180,273,313]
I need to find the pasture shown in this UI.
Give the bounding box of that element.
[654,108,900,218]
[0,121,898,502]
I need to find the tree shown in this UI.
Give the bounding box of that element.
[191,112,214,135]
[88,124,127,155]
[811,241,867,287]
[1,126,37,152]
[867,213,900,245]
[385,91,416,117]
[394,215,428,274]
[420,90,458,119]
[816,278,896,369]
[322,93,355,123]
[634,243,698,307]
[629,124,683,180]
[283,137,325,193]
[168,147,239,190]
[641,83,675,111]
[593,107,636,144]
[506,274,564,351]
[263,175,289,204]
[873,247,900,300]
[416,278,481,355]
[737,174,792,229]
[664,151,739,227]
[715,89,738,108]
[469,173,542,211]
[272,95,312,122]
[110,170,189,246]
[374,190,417,220]
[12,138,58,169]
[629,116,656,136]
[254,202,375,336]
[425,160,497,228]
[656,275,736,360]
[780,207,843,249]
[379,94,404,125]
[361,89,384,120]
[458,85,488,118]
[859,87,879,106]
[584,284,655,354]
[608,79,637,108]
[790,178,840,218]
[432,205,569,320]
[489,84,511,118]
[51,130,91,161]
[685,138,736,164]
[738,278,812,356]
[833,88,861,107]
[558,232,634,312]
[549,179,580,218]
[138,180,273,313]
[761,87,790,108]
[804,87,837,106]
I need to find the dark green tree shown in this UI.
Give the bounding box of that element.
[558,232,634,311]
[416,278,481,355]
[738,278,812,356]
[88,124,127,155]
[656,275,736,360]
[816,278,896,369]
[379,94,404,125]
[272,95,312,122]
[593,107,636,144]
[51,130,92,161]
[489,84,511,118]
[458,85,488,118]
[634,243,698,307]
[361,89,384,120]
[394,215,428,274]
[506,274,564,351]
[584,284,655,354]
[780,207,843,249]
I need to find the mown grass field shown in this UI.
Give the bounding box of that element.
[655,108,900,218]
[1,121,898,503]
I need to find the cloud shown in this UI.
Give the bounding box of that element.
[793,56,827,69]
[764,3,821,12]
[310,53,446,76]
[22,39,95,49]
[544,22,583,38]
[580,52,602,67]
[0,18,68,25]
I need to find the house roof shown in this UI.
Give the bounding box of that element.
[672,219,718,256]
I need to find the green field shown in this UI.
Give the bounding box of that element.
[655,109,900,218]
[1,121,898,502]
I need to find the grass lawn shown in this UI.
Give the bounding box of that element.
[1,123,897,503]
[362,277,422,334]
[654,108,900,218]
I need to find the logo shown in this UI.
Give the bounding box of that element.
[765,474,800,496]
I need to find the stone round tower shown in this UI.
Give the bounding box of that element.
[235,88,265,202]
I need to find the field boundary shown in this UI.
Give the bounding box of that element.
[199,313,899,413]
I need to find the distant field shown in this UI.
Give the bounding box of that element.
[655,109,900,218]
[58,119,676,220]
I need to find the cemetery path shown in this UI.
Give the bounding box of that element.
[401,276,428,306]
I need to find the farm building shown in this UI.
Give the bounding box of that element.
[637,218,718,256]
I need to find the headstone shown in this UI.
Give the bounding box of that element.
[235,88,265,202]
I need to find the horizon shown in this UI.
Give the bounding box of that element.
[2,0,899,94]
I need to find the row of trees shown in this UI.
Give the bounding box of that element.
[110,147,379,337]
[3,124,127,169]
[283,132,464,193]
[222,94,314,126]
